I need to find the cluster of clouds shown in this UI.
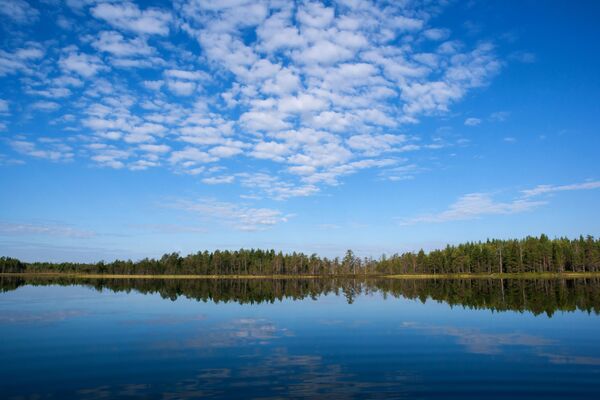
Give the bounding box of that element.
[0,1,541,233]
[0,1,502,199]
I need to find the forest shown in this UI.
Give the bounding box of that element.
[1,234,599,276]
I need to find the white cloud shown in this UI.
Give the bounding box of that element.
[90,148,131,169]
[14,46,44,60]
[139,144,170,153]
[202,175,235,184]
[128,159,159,170]
[237,172,319,200]
[164,69,209,81]
[399,193,546,225]
[522,180,600,198]
[464,117,481,126]
[392,15,424,31]
[0,222,94,238]
[26,87,72,98]
[0,45,44,76]
[490,111,509,122]
[31,101,60,112]
[209,144,244,158]
[296,2,334,29]
[278,93,329,113]
[0,99,9,114]
[53,75,84,88]
[175,198,290,231]
[400,180,600,225]
[299,158,397,185]
[346,134,406,156]
[92,31,154,57]
[91,2,172,36]
[0,0,39,24]
[261,68,301,95]
[256,9,305,52]
[240,110,289,132]
[10,139,74,162]
[167,80,196,96]
[250,141,290,161]
[381,163,419,181]
[423,28,450,41]
[510,51,536,63]
[288,141,353,169]
[59,51,107,78]
[296,40,354,65]
[143,80,164,90]
[170,147,217,166]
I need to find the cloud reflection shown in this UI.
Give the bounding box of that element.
[161,349,414,399]
[0,309,86,324]
[154,317,293,351]
[538,352,600,366]
[401,321,553,355]
[121,314,207,326]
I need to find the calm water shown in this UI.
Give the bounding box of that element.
[1,277,600,399]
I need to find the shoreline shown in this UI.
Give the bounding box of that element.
[2,272,600,280]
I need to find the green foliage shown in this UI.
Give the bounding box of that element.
[2,235,600,276]
[0,257,25,273]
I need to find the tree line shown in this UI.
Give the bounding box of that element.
[1,234,599,276]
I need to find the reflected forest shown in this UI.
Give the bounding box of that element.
[3,275,600,317]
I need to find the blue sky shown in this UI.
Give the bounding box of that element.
[1,0,599,262]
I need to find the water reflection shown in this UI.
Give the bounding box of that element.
[538,353,600,366]
[0,309,86,324]
[401,322,554,355]
[2,277,600,399]
[2,275,600,315]
[158,317,294,350]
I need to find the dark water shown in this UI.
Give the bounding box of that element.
[1,277,600,399]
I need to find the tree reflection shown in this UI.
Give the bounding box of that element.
[2,276,600,316]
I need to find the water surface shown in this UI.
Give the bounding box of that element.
[1,277,600,399]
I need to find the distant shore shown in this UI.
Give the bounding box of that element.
[2,272,600,280]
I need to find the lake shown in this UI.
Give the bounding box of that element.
[1,277,600,399]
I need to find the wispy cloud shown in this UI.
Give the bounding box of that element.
[399,180,600,225]
[237,172,319,200]
[0,99,10,114]
[10,139,74,162]
[521,180,600,198]
[128,224,207,234]
[489,111,509,122]
[509,51,536,63]
[539,352,600,366]
[398,193,545,225]
[173,199,291,231]
[464,117,481,126]
[402,322,553,355]
[0,222,96,238]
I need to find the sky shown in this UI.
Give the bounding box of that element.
[0,0,599,262]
